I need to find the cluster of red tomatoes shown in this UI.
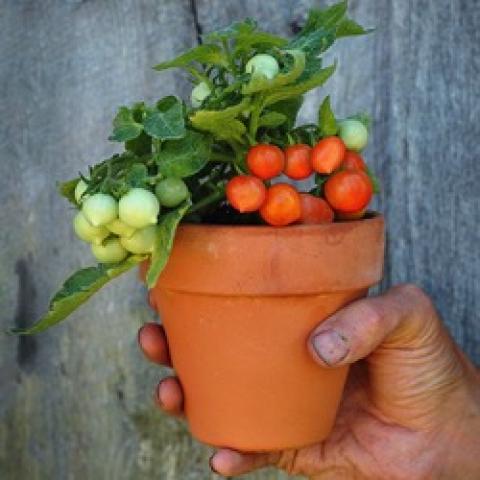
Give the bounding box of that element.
[226,136,374,226]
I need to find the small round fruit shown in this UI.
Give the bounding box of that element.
[324,170,373,213]
[106,218,136,238]
[191,82,211,108]
[343,151,367,171]
[336,208,367,221]
[259,183,301,226]
[245,54,279,79]
[339,119,369,152]
[226,175,266,213]
[119,188,160,229]
[74,179,89,204]
[73,211,109,245]
[155,178,189,208]
[91,238,128,263]
[82,193,118,227]
[299,194,334,224]
[311,136,346,174]
[247,144,285,180]
[284,144,313,180]
[120,225,157,254]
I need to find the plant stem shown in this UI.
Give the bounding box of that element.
[210,151,234,162]
[188,187,225,214]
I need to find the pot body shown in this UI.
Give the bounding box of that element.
[150,216,384,452]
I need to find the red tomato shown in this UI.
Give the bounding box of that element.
[247,144,285,180]
[299,194,334,224]
[284,144,313,180]
[260,183,301,226]
[343,151,367,171]
[336,208,367,221]
[324,170,373,213]
[226,175,266,213]
[311,136,346,174]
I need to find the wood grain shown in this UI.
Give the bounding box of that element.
[0,1,478,479]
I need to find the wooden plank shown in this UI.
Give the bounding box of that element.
[0,1,479,479]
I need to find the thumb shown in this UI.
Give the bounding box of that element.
[308,284,444,367]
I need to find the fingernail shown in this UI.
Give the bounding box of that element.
[154,383,163,407]
[311,330,349,366]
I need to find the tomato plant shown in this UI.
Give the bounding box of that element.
[155,178,189,207]
[260,184,301,226]
[247,144,285,180]
[284,144,313,180]
[343,151,367,171]
[91,238,128,263]
[119,188,160,228]
[324,170,373,213]
[245,54,279,79]
[339,119,368,152]
[299,194,334,224]
[311,137,346,174]
[226,175,266,213]
[82,193,118,227]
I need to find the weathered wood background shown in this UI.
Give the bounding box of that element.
[1,1,479,479]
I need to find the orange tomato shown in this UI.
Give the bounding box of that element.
[226,175,266,213]
[299,194,334,224]
[284,144,313,180]
[336,208,367,221]
[311,136,346,174]
[324,170,373,213]
[343,151,367,171]
[260,183,302,226]
[247,144,285,180]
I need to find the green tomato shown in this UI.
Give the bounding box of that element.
[119,188,160,229]
[339,119,369,152]
[75,180,89,204]
[245,54,279,80]
[73,211,109,245]
[120,225,156,254]
[191,82,211,108]
[106,218,136,238]
[155,178,189,207]
[91,238,128,263]
[82,193,118,227]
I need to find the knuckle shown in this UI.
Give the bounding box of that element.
[357,301,384,334]
[394,283,435,315]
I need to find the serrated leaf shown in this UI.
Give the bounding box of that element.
[242,50,306,95]
[337,18,373,38]
[190,98,250,143]
[262,63,336,108]
[125,163,148,188]
[267,96,304,130]
[9,255,146,335]
[143,96,186,140]
[258,112,287,128]
[110,107,144,142]
[155,130,212,178]
[288,29,336,58]
[318,96,338,136]
[205,18,257,42]
[303,1,348,32]
[154,44,228,71]
[58,178,80,206]
[146,201,191,288]
[125,131,152,156]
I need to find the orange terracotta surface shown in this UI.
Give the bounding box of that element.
[149,215,385,452]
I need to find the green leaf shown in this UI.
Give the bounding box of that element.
[258,112,287,128]
[262,63,336,108]
[288,29,336,58]
[58,178,80,206]
[110,107,144,142]
[125,131,152,156]
[302,1,348,32]
[146,200,191,288]
[190,98,250,143]
[9,255,146,335]
[242,50,306,95]
[153,44,228,71]
[318,96,338,136]
[266,96,304,130]
[125,163,148,188]
[336,18,372,38]
[143,96,186,141]
[155,130,212,178]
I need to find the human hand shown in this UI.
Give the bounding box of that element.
[138,285,480,479]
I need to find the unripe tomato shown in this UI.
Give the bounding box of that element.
[75,179,89,204]
[91,238,128,263]
[191,81,211,108]
[336,208,367,221]
[284,144,313,180]
[155,178,189,208]
[324,170,373,213]
[106,218,136,238]
[73,211,109,245]
[343,151,367,171]
[339,119,368,152]
[119,188,160,229]
[226,175,266,213]
[120,225,157,254]
[311,136,346,174]
[247,144,285,180]
[82,193,118,227]
[259,183,301,226]
[245,54,279,79]
[299,194,334,224]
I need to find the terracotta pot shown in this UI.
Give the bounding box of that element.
[148,215,384,452]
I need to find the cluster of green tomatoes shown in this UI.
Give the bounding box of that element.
[73,177,189,263]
